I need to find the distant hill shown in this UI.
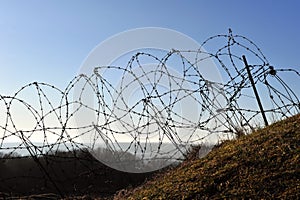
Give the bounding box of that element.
[116,114,300,199]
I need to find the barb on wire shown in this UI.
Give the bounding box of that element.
[0,29,299,196]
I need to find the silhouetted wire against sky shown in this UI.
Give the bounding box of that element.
[0,1,299,175]
[0,1,299,94]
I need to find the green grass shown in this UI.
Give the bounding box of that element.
[116,114,300,199]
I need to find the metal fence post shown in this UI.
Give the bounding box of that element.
[242,55,269,126]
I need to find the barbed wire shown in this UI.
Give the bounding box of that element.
[0,29,299,196]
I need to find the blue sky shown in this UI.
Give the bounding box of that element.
[0,0,299,94]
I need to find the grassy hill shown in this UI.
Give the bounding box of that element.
[115,114,300,199]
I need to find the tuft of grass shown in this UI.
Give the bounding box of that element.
[116,114,300,199]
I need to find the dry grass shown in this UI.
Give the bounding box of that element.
[115,114,300,199]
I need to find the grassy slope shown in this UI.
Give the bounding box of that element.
[117,114,300,199]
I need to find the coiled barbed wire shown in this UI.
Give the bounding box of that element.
[0,29,299,195]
